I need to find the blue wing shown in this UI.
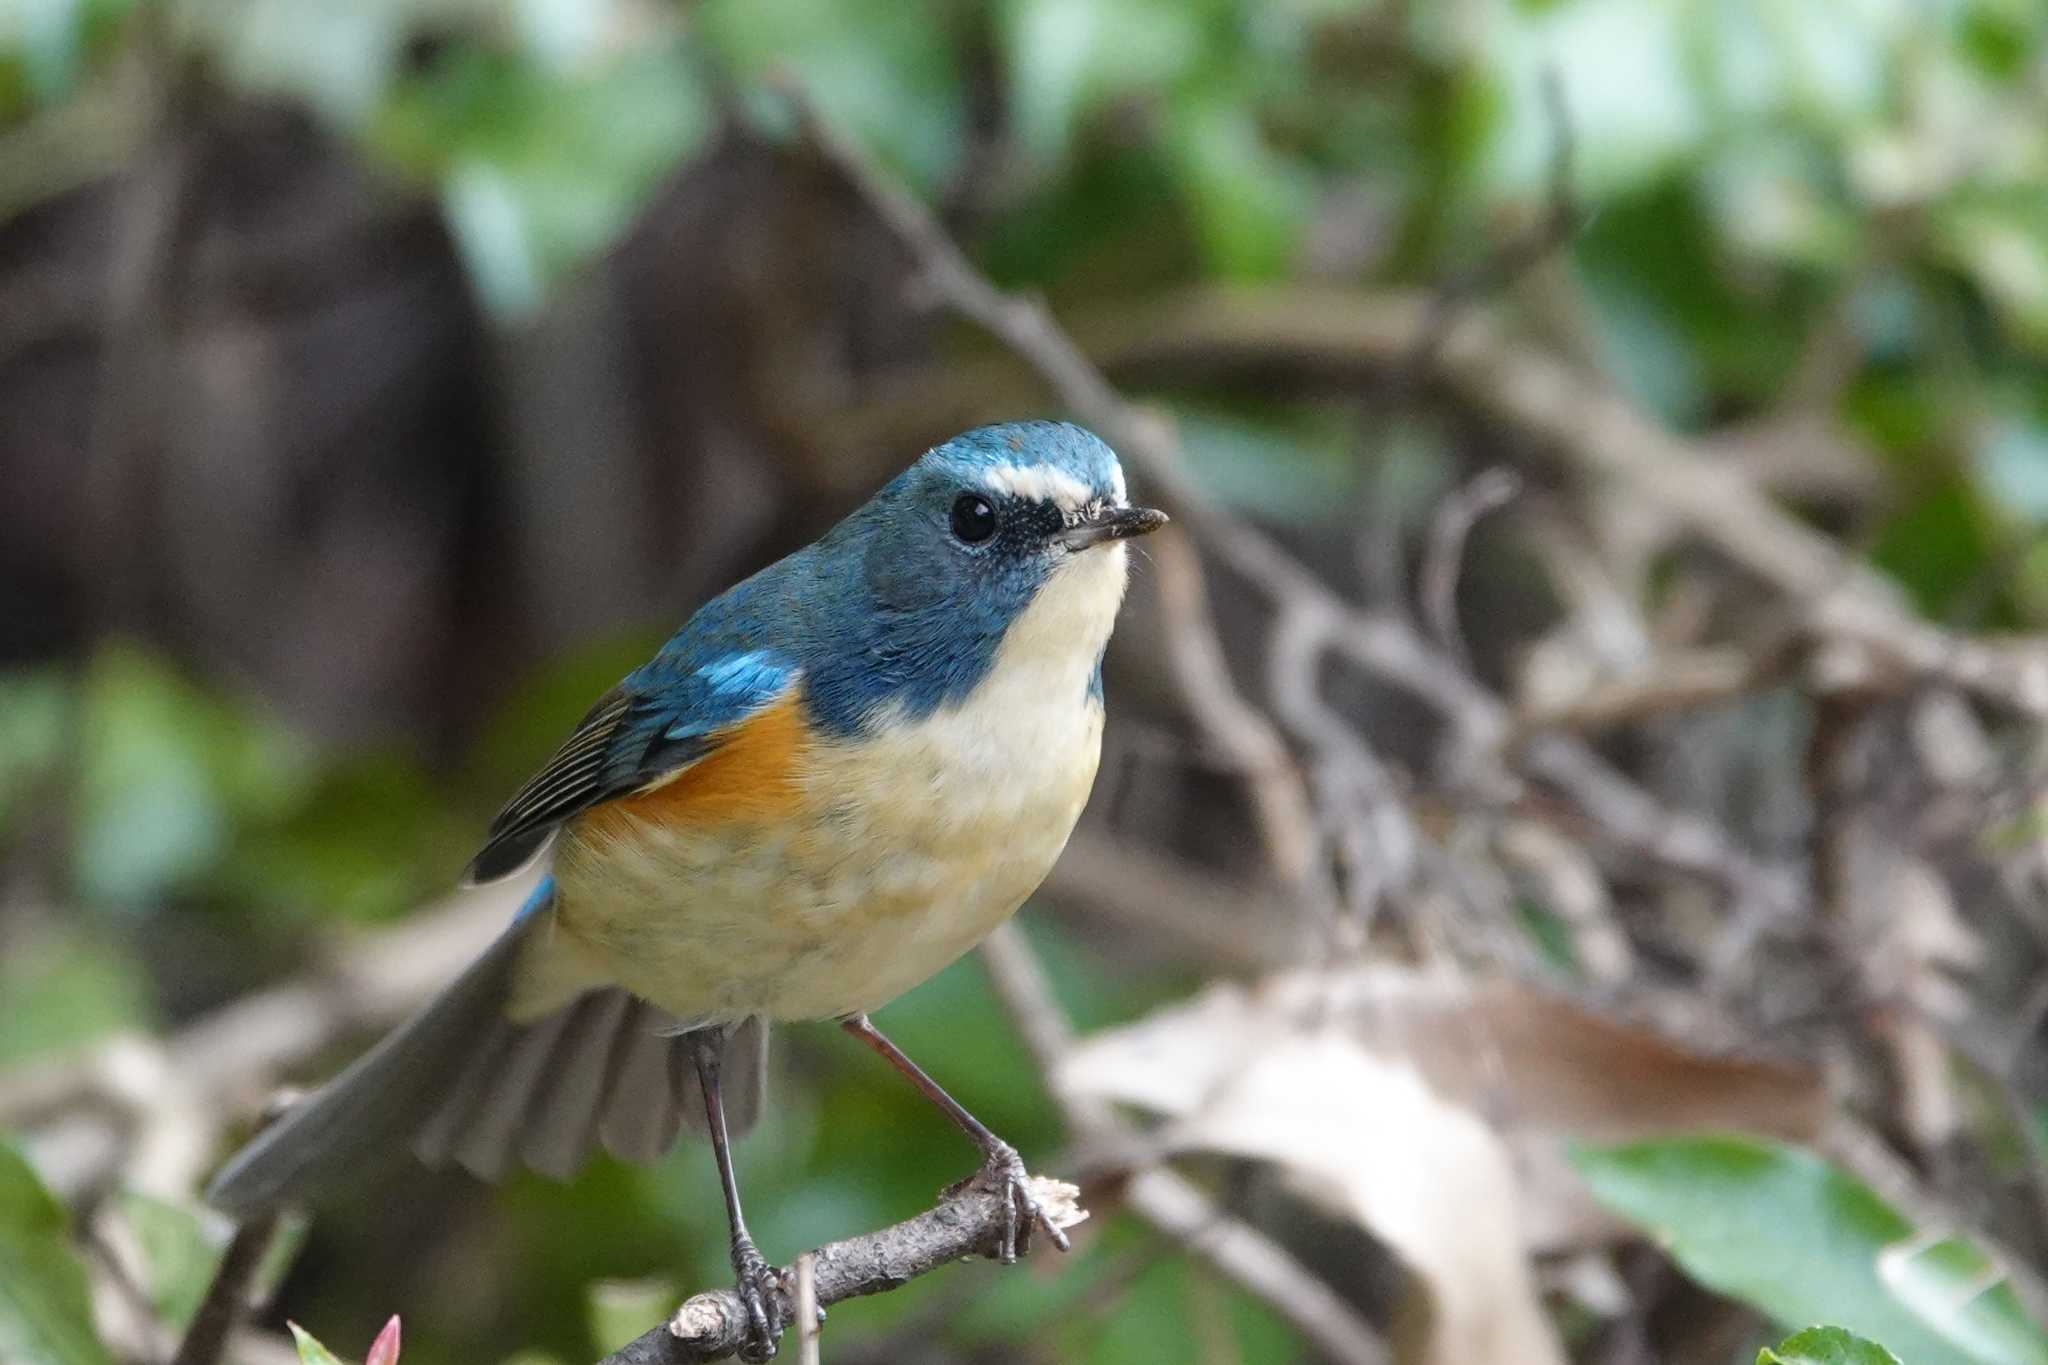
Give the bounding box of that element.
[463,646,799,883]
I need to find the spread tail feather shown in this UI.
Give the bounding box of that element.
[205,882,767,1216]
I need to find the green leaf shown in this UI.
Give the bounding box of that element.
[226,756,448,924]
[998,0,1201,169]
[1760,1326,1905,1364]
[289,1322,349,1365]
[1480,0,1705,198]
[1574,1136,2048,1365]
[700,0,966,192]
[1977,419,2048,526]
[587,1279,674,1355]
[1935,199,2048,351]
[1869,479,1997,621]
[0,929,152,1067]
[0,0,134,104]
[371,44,712,318]
[180,0,412,127]
[1171,402,1367,519]
[0,1139,114,1365]
[73,643,313,909]
[116,1193,225,1335]
[0,668,67,823]
[1163,89,1313,279]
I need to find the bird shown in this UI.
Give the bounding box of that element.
[205,420,1166,1359]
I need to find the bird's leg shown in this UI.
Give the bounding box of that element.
[840,1013,1071,1263]
[688,1028,785,1362]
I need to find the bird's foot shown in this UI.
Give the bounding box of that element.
[954,1140,1072,1264]
[729,1236,787,1363]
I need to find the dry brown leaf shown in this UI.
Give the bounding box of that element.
[1061,965,1830,1356]
[1081,1019,1556,1365]
[1064,966,1824,1142]
[1861,849,1983,1152]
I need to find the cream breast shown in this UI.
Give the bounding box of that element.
[545,540,1130,1025]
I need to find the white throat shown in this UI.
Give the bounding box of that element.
[1002,540,1130,684]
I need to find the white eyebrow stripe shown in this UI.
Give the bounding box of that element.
[980,461,1102,511]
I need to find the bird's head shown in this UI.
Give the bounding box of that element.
[812,421,1166,715]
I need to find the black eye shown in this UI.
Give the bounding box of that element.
[950,493,998,544]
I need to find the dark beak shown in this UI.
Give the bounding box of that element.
[1057,505,1169,551]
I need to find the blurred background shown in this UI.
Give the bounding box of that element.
[4,1,2048,1362]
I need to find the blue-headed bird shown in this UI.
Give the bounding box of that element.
[205,421,1166,1357]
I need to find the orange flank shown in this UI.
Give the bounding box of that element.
[574,690,810,838]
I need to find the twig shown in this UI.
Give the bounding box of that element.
[593,1176,1085,1365]
[1506,647,1784,740]
[0,877,532,1192]
[1150,533,1319,884]
[979,925,1392,1365]
[1268,601,1421,944]
[169,1211,285,1365]
[787,73,1808,931]
[170,1098,296,1365]
[1419,466,1522,670]
[1819,1115,2048,1324]
[1045,830,1309,969]
[854,287,2048,721]
[792,1254,820,1365]
[1404,64,1580,378]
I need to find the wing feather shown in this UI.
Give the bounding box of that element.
[463,653,798,884]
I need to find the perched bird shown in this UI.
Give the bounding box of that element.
[206,420,1165,1358]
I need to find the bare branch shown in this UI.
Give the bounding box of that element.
[167,1209,284,1365]
[170,1096,298,1365]
[1404,64,1580,378]
[792,1254,820,1365]
[787,83,1805,924]
[1150,532,1320,884]
[1507,647,1784,738]
[1420,466,1523,671]
[979,925,1393,1365]
[594,1176,1085,1365]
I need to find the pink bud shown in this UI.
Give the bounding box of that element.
[365,1316,401,1365]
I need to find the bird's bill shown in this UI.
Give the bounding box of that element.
[1057,505,1169,550]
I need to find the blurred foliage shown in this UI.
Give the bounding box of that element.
[3,0,2048,1362]
[1762,1326,1908,1365]
[1575,1136,2048,1365]
[0,1141,111,1365]
[116,1190,226,1335]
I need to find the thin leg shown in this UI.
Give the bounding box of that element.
[841,1013,1071,1261]
[689,1029,784,1362]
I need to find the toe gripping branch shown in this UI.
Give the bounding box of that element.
[621,1173,1087,1364]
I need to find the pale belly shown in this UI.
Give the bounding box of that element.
[546,695,1103,1023]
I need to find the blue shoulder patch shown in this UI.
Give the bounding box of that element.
[664,651,797,742]
[513,874,556,920]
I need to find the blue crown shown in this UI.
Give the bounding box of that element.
[920,422,1126,506]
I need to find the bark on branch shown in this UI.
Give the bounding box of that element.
[594,1176,1084,1364]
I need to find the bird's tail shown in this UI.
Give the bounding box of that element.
[205,879,766,1217]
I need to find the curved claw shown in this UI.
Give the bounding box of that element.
[979,1144,1072,1263]
[731,1240,787,1363]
